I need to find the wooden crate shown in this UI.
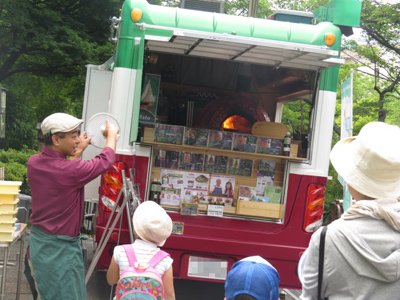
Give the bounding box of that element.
[0,181,22,194]
[236,200,283,219]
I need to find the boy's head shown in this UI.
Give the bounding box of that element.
[330,122,400,199]
[133,201,172,247]
[224,256,280,300]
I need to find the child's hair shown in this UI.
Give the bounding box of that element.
[132,201,172,247]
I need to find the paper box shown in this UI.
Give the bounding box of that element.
[237,200,284,219]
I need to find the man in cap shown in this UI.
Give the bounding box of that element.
[300,122,400,299]
[224,256,280,300]
[26,112,119,300]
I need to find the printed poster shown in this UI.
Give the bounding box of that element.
[139,74,160,123]
[160,169,185,206]
[183,172,210,203]
[209,175,235,198]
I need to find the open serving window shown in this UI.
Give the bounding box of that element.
[139,27,341,221]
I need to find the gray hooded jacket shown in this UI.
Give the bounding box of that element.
[300,199,400,300]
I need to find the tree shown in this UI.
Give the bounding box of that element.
[343,0,400,122]
[0,0,123,82]
[0,0,123,149]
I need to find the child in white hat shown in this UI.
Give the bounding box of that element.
[107,201,175,300]
[300,122,400,299]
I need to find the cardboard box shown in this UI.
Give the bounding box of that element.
[236,200,283,219]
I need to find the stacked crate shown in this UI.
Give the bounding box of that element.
[0,181,21,242]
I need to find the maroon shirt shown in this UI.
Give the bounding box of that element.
[27,147,115,237]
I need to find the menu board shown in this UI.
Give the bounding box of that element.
[232,133,257,153]
[256,160,276,194]
[154,149,179,169]
[228,158,254,177]
[154,124,184,145]
[208,130,233,150]
[184,128,209,147]
[204,155,228,174]
[179,152,204,171]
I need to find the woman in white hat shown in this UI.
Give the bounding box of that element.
[300,122,400,299]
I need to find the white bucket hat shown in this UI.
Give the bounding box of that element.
[330,122,400,199]
[133,201,172,247]
[41,113,83,135]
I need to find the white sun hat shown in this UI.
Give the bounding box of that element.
[330,122,400,199]
[133,201,172,247]
[41,113,83,135]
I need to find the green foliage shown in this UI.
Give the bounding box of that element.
[0,148,38,194]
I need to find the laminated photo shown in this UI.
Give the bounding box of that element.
[184,128,209,147]
[204,155,228,174]
[179,152,204,171]
[232,133,257,153]
[154,124,184,145]
[208,130,233,150]
[154,149,179,169]
[228,158,254,177]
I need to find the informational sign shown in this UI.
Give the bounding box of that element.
[207,204,224,217]
[139,74,160,124]
[340,71,354,211]
[180,202,199,215]
[172,222,184,235]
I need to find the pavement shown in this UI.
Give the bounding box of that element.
[1,230,300,300]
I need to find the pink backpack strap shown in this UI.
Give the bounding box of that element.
[148,250,170,268]
[122,244,137,267]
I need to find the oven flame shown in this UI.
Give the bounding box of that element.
[222,115,252,134]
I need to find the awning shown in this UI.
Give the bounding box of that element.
[136,23,343,71]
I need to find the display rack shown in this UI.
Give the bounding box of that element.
[142,127,297,220]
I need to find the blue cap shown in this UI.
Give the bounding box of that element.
[225,256,280,300]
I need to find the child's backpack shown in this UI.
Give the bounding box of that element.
[115,244,170,300]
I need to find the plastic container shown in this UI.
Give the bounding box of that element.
[0,231,14,242]
[0,199,19,213]
[0,181,22,194]
[0,194,19,204]
[0,209,18,222]
[0,221,16,232]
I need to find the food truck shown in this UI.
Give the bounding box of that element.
[82,0,362,289]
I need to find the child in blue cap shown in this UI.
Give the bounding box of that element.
[224,256,280,300]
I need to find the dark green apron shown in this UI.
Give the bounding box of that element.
[28,226,86,300]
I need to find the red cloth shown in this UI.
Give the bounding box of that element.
[27,147,115,237]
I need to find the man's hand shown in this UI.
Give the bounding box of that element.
[104,120,119,152]
[70,132,91,160]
